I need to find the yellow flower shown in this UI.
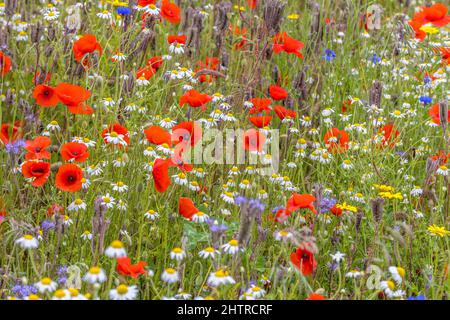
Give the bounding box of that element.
[287,14,300,20]
[374,184,395,192]
[427,224,450,237]
[378,191,403,200]
[419,25,439,35]
[336,202,357,213]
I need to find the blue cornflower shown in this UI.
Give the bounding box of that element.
[419,95,432,104]
[323,49,336,61]
[117,6,131,15]
[407,295,426,300]
[371,53,381,65]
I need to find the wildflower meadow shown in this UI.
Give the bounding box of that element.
[0,0,450,302]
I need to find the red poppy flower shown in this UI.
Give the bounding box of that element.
[247,0,257,9]
[172,121,202,147]
[242,129,266,152]
[409,19,427,41]
[147,56,164,70]
[152,158,172,193]
[196,57,220,82]
[431,150,450,165]
[116,257,147,278]
[0,209,6,224]
[136,65,156,80]
[144,126,172,146]
[25,136,51,160]
[429,103,450,125]
[60,142,90,163]
[102,123,130,146]
[160,0,181,25]
[0,123,22,145]
[138,0,157,6]
[249,98,272,114]
[230,25,248,50]
[411,3,450,28]
[55,163,83,192]
[54,83,93,115]
[73,34,102,63]
[272,32,304,58]
[341,99,353,113]
[179,197,199,220]
[273,105,297,120]
[306,293,326,300]
[179,90,212,110]
[248,116,272,128]
[32,85,60,107]
[0,51,11,76]
[286,193,316,214]
[323,128,349,153]
[167,35,186,44]
[438,47,450,64]
[330,205,342,217]
[269,85,288,100]
[379,124,399,147]
[22,161,51,187]
[290,247,317,276]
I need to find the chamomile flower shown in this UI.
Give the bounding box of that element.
[436,166,449,176]
[15,234,39,249]
[170,247,186,261]
[221,239,240,255]
[192,211,209,223]
[198,247,219,259]
[388,266,405,285]
[81,230,93,240]
[83,266,107,284]
[47,120,61,131]
[105,240,127,258]
[144,209,159,220]
[97,10,112,19]
[341,159,353,169]
[68,198,86,212]
[109,284,138,300]
[246,285,266,299]
[274,230,293,241]
[144,146,157,157]
[112,181,128,193]
[100,194,115,209]
[159,117,176,129]
[161,268,179,283]
[207,269,236,287]
[35,277,57,294]
[173,172,188,185]
[220,191,235,204]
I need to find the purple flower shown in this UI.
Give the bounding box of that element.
[12,284,37,298]
[320,197,337,212]
[5,139,26,155]
[206,218,228,233]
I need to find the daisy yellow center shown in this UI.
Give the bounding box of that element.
[396,267,405,278]
[149,4,156,9]
[196,211,205,217]
[214,269,228,278]
[89,266,101,274]
[24,234,33,240]
[116,181,124,187]
[68,288,79,296]
[172,247,183,254]
[116,284,128,295]
[204,247,215,253]
[74,198,83,205]
[54,289,66,298]
[103,197,111,203]
[279,230,289,237]
[28,294,40,300]
[251,286,261,292]
[41,277,52,285]
[50,120,58,125]
[111,240,123,249]
[387,280,395,290]
[229,239,238,246]
[165,268,176,274]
